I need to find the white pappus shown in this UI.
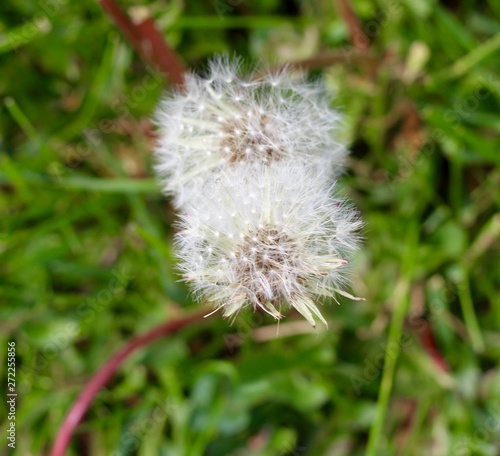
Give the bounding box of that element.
[175,163,363,327]
[154,56,347,208]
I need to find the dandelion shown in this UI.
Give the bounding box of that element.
[176,163,362,327]
[154,56,347,207]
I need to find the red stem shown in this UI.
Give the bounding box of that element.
[99,0,186,87]
[336,0,369,49]
[134,18,187,88]
[50,310,207,456]
[416,320,449,372]
[50,4,196,454]
[406,317,449,373]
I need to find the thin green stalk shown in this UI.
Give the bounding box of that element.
[465,214,500,266]
[400,398,432,456]
[365,278,411,456]
[4,97,56,158]
[0,155,32,201]
[366,225,417,456]
[457,268,485,353]
[427,31,500,84]
[58,34,120,141]
[0,21,48,53]
[4,97,38,139]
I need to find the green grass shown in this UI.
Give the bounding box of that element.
[1,0,500,455]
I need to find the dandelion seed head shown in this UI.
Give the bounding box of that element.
[154,55,348,208]
[176,163,362,326]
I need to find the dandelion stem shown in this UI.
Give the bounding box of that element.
[50,309,207,456]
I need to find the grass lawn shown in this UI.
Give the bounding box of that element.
[1,0,500,455]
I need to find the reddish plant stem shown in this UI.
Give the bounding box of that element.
[50,6,195,454]
[50,310,207,456]
[416,320,449,372]
[99,0,186,87]
[336,0,370,49]
[135,18,187,87]
[407,317,449,373]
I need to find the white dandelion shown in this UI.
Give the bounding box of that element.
[176,163,363,327]
[154,56,347,207]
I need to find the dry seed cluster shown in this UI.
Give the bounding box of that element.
[154,57,362,326]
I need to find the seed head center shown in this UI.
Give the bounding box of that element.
[221,113,282,164]
[234,226,300,306]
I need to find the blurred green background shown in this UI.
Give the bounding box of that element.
[1,0,500,455]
